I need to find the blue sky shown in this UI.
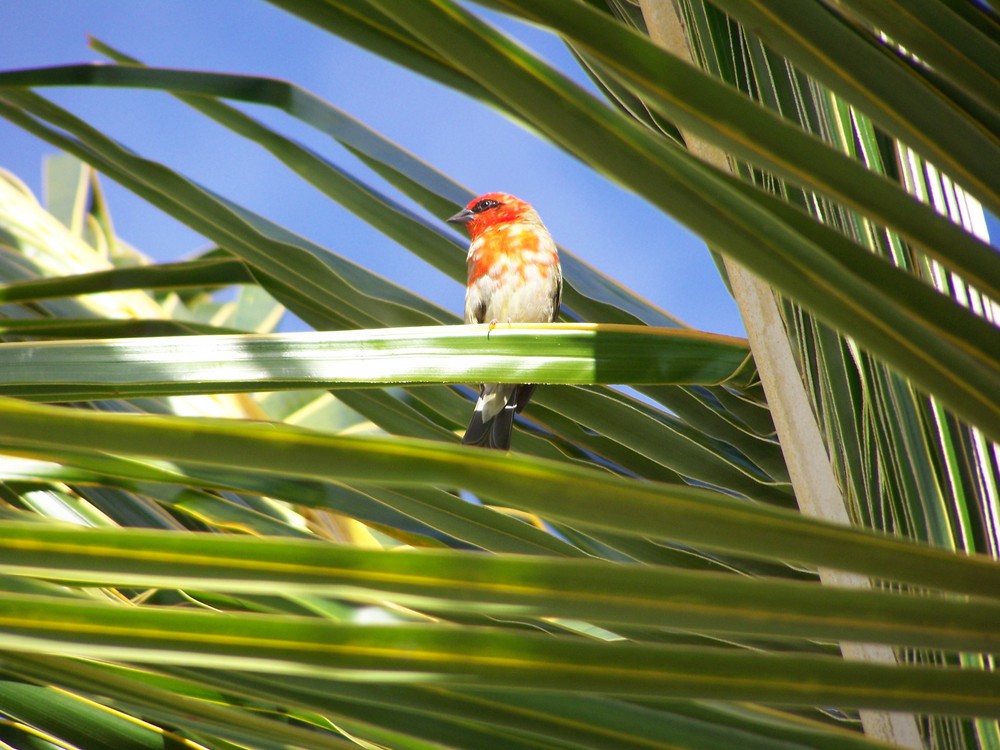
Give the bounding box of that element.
[1,3,995,340]
[0,1,741,337]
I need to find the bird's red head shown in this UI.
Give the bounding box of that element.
[447,192,540,239]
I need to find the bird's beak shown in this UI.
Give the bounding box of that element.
[447,208,475,225]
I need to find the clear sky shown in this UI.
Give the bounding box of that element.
[1,3,995,339]
[0,1,743,337]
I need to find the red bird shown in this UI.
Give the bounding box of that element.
[448,192,562,450]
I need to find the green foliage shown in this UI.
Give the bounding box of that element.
[0,1,996,748]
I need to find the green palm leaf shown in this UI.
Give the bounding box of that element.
[0,1,997,748]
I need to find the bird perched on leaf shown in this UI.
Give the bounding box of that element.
[448,192,562,450]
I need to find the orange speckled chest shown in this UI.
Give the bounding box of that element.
[467,221,558,286]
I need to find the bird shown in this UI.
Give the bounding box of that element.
[447,192,562,450]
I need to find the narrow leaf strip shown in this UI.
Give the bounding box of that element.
[0,523,997,652]
[0,324,753,401]
[0,396,996,597]
[0,593,997,715]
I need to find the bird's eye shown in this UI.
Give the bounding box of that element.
[472,199,500,213]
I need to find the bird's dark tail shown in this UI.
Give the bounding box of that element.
[462,384,537,450]
[462,403,517,450]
